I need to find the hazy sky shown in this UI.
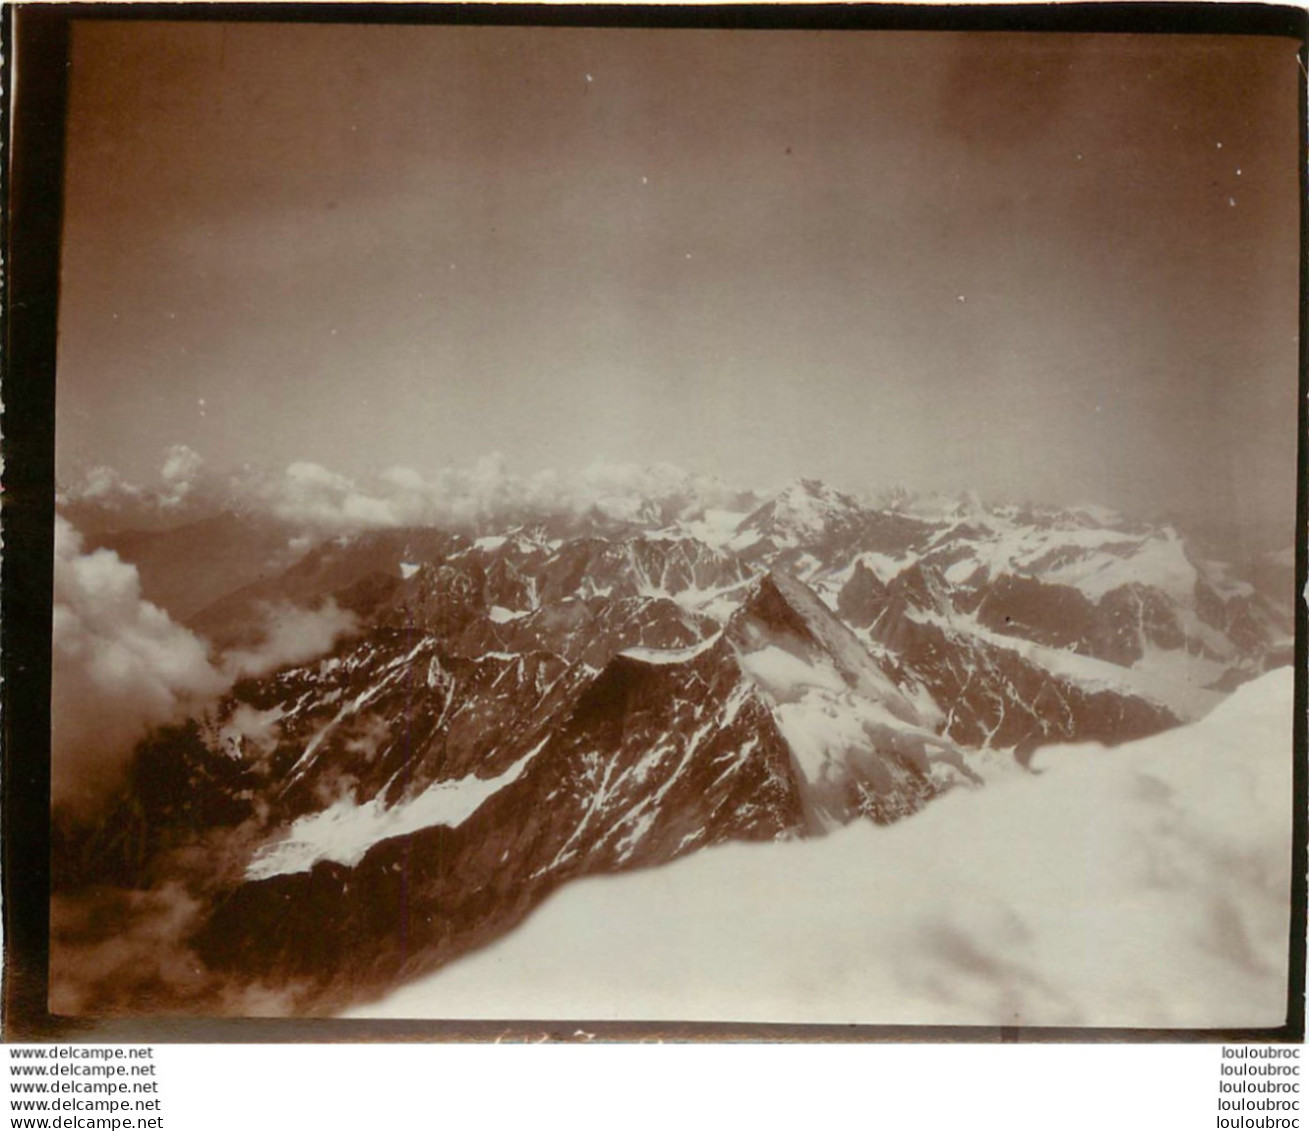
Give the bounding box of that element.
[57,21,1301,535]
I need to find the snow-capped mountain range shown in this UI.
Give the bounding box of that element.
[344,667,1295,1029]
[51,475,1294,1016]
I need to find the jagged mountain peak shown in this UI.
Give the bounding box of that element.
[728,570,933,731]
[728,571,825,646]
[766,477,863,516]
[730,478,870,551]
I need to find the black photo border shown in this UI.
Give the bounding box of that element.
[4,0,1306,1044]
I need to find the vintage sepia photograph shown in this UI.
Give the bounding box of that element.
[27,10,1304,1034]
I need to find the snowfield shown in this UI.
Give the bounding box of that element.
[247,736,549,880]
[345,667,1294,1028]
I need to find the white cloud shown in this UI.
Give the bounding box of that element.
[222,600,359,680]
[380,466,426,492]
[265,462,399,530]
[73,465,144,504]
[219,703,286,760]
[329,455,749,532]
[52,516,360,815]
[160,443,203,488]
[69,447,758,536]
[52,516,228,813]
[285,461,353,492]
[158,444,206,507]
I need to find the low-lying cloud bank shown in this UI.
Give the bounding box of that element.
[62,447,758,536]
[52,515,357,816]
[50,881,307,1017]
[329,453,754,530]
[346,667,1294,1029]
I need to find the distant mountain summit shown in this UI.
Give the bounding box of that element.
[731,478,869,549]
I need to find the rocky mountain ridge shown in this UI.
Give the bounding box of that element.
[52,477,1294,1014]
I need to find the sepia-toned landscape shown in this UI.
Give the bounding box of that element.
[48,21,1301,1027]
